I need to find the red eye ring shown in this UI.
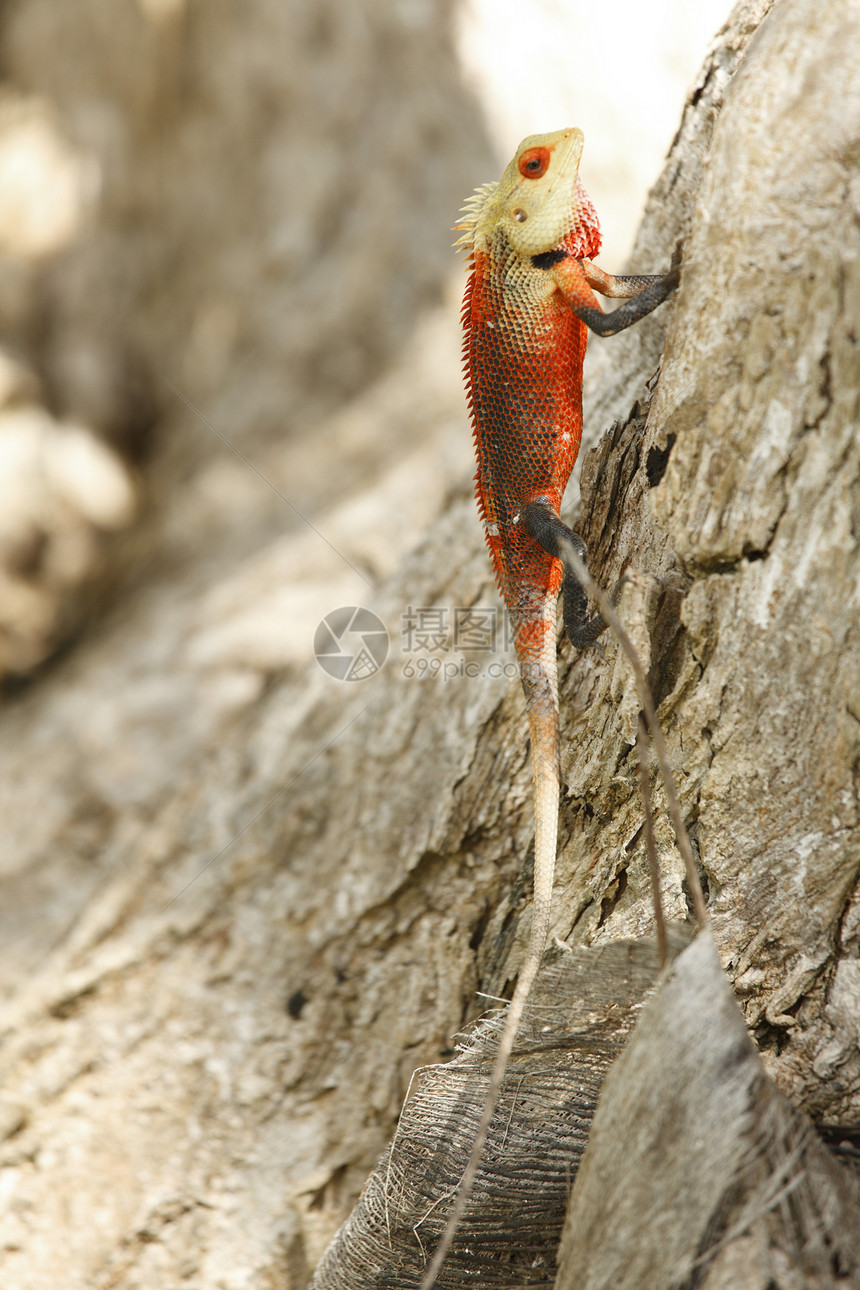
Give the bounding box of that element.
[518,146,550,179]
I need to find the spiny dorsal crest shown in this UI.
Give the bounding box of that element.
[453,181,498,260]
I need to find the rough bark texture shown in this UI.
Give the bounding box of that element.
[311,933,691,1289]
[2,0,860,1287]
[557,934,860,1289]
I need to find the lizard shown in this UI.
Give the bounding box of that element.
[419,127,680,1287]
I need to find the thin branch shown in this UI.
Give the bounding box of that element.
[636,711,669,967]
[564,543,708,930]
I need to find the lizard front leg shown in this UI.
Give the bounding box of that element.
[550,253,679,336]
[581,257,672,299]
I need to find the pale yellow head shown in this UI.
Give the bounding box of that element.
[455,128,585,259]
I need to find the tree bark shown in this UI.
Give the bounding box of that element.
[2,0,859,1286]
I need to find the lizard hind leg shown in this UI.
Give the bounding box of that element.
[520,501,609,650]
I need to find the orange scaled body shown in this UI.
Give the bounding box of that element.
[463,211,600,662]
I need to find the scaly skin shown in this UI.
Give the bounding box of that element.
[419,129,679,1287]
[461,130,602,1037]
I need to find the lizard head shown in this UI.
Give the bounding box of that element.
[455,128,590,260]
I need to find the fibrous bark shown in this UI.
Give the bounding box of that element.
[557,934,860,1290]
[311,934,689,1289]
[2,0,859,1287]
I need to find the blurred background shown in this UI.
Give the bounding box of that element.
[0,0,734,685]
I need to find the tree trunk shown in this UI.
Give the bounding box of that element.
[2,0,859,1286]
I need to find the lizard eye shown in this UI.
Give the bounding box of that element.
[518,146,550,179]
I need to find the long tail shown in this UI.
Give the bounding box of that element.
[419,600,559,1289]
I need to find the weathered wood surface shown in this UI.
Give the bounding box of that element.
[310,935,689,1289]
[2,0,859,1286]
[557,934,860,1290]
[314,930,860,1290]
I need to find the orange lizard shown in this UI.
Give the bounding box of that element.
[420,128,679,1286]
